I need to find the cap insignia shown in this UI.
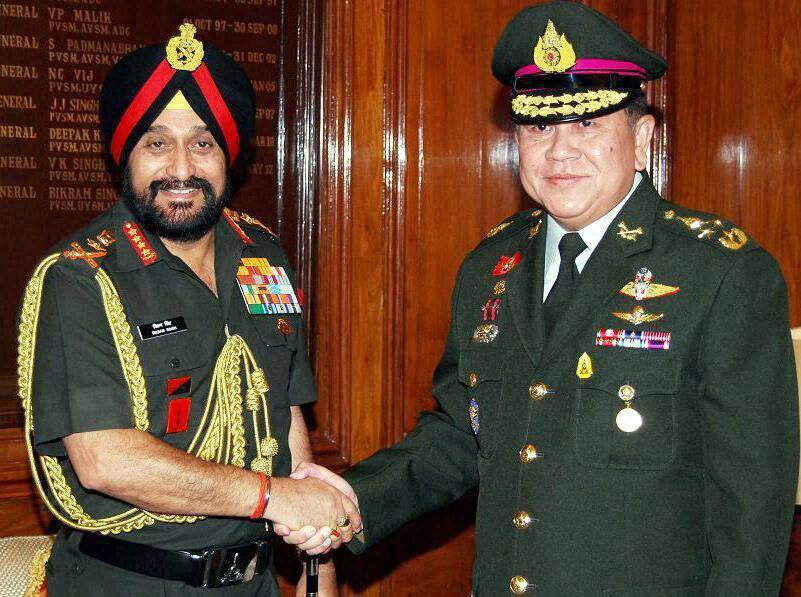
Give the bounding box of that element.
[166,23,204,72]
[533,20,576,73]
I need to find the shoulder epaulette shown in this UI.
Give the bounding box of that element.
[659,204,755,254]
[472,208,544,253]
[59,228,117,269]
[224,208,279,240]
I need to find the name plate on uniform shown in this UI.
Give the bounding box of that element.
[236,257,302,315]
[137,317,188,341]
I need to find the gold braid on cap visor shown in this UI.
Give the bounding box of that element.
[18,255,279,535]
[512,89,629,118]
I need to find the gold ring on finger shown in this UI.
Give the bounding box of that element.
[336,514,351,528]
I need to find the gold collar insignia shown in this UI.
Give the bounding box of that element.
[617,221,643,242]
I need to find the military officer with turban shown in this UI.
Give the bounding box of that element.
[278,2,799,595]
[19,24,357,595]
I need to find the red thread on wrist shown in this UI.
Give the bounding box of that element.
[250,472,269,519]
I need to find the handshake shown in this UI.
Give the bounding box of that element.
[265,462,361,555]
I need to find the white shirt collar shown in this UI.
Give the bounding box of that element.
[543,172,642,301]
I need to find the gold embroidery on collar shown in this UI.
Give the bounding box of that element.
[617,221,643,241]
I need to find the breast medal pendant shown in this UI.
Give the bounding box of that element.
[615,384,642,433]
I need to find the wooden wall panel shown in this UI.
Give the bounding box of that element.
[588,0,670,194]
[668,0,801,325]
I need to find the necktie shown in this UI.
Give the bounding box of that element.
[543,232,587,336]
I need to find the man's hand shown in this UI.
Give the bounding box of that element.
[291,462,360,510]
[265,475,360,552]
[274,463,361,555]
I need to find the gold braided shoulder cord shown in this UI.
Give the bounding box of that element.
[18,257,278,535]
[23,543,52,597]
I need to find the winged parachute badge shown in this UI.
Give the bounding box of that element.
[612,305,664,325]
[533,20,577,73]
[619,268,679,301]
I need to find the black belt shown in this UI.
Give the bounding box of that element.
[78,532,271,588]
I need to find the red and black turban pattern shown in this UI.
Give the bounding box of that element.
[99,31,255,169]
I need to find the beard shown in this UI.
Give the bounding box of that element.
[121,167,232,243]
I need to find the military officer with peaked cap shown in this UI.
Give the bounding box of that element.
[19,24,358,595]
[277,2,799,595]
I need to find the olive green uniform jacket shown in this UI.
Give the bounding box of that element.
[343,176,798,596]
[22,201,315,595]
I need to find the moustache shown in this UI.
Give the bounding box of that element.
[148,176,214,198]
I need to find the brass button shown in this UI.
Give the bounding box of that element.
[510,575,529,595]
[513,510,532,529]
[468,372,478,388]
[277,317,292,336]
[618,384,635,401]
[529,381,548,400]
[519,444,539,463]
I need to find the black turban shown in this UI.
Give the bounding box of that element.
[99,24,255,169]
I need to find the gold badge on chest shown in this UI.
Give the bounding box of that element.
[612,305,664,326]
[576,352,594,379]
[619,268,680,301]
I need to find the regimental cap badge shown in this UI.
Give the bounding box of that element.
[533,20,576,73]
[166,23,205,71]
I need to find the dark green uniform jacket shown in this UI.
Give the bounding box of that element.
[343,175,798,596]
[23,200,316,594]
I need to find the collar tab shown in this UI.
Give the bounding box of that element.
[222,208,255,246]
[122,221,159,266]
